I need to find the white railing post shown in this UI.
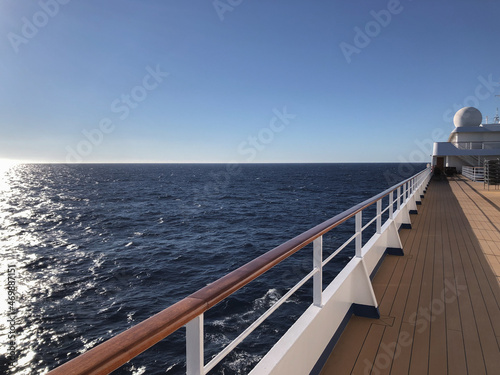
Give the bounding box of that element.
[397,186,401,211]
[313,236,323,307]
[376,200,382,234]
[355,211,362,257]
[389,191,394,220]
[186,315,204,375]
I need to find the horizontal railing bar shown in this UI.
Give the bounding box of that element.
[204,267,318,373]
[47,297,207,375]
[381,205,390,215]
[47,168,429,375]
[321,231,358,267]
[361,215,378,232]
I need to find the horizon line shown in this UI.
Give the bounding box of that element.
[1,160,429,165]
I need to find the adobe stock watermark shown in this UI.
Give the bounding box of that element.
[7,0,71,54]
[237,107,296,162]
[384,127,445,185]
[65,65,168,163]
[175,106,296,225]
[6,265,18,362]
[213,0,244,21]
[339,0,404,64]
[203,106,296,195]
[442,74,500,122]
[363,278,466,375]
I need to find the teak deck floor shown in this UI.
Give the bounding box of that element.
[450,177,500,285]
[320,176,500,375]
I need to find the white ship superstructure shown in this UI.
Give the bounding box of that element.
[432,107,500,177]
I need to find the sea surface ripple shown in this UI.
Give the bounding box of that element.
[0,163,425,374]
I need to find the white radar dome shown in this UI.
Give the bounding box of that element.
[453,107,482,127]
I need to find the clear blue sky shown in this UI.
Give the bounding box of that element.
[1,0,499,163]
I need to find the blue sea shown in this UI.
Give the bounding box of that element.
[0,163,425,375]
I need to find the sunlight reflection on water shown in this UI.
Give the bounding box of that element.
[0,164,60,374]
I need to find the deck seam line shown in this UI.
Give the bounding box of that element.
[349,322,382,375]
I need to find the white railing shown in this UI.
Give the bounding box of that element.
[462,166,484,181]
[453,141,500,150]
[484,160,500,189]
[186,168,432,374]
[48,167,433,375]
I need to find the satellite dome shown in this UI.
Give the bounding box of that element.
[453,107,482,127]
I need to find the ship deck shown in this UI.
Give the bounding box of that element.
[320,176,500,374]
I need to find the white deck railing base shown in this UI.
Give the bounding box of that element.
[249,256,378,375]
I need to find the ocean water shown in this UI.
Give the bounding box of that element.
[0,163,425,375]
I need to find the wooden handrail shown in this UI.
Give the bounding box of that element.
[47,168,428,375]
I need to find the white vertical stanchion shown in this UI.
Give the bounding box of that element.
[376,200,382,234]
[355,212,362,258]
[313,236,323,307]
[397,187,401,211]
[186,315,204,375]
[389,191,394,220]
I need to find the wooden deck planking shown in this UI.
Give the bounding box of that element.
[351,324,386,375]
[449,179,500,341]
[322,317,372,375]
[384,188,431,375]
[450,178,500,284]
[408,183,436,375]
[428,197,447,375]
[447,329,467,375]
[320,177,500,375]
[445,182,486,375]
